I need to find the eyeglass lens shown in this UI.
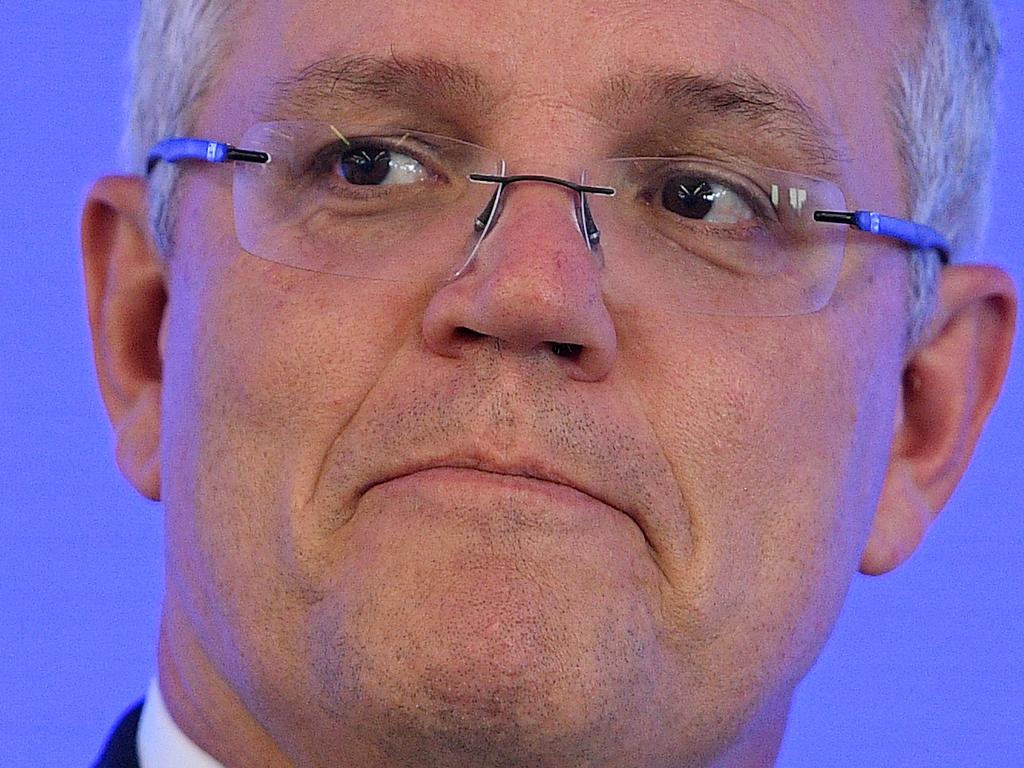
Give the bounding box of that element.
[233,120,848,316]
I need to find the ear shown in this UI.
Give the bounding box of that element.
[860,264,1017,575]
[81,175,166,501]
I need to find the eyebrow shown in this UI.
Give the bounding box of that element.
[259,54,501,125]
[594,69,847,179]
[259,54,846,179]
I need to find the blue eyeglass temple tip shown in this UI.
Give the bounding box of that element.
[146,138,269,174]
[814,210,950,264]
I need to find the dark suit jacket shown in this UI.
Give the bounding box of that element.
[92,700,143,768]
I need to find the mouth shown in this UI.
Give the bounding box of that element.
[355,445,663,565]
[363,457,624,517]
[378,465,612,508]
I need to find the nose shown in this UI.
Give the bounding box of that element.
[421,179,618,381]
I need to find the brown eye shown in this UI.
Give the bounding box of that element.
[335,145,428,186]
[662,175,716,219]
[659,174,756,224]
[339,148,392,185]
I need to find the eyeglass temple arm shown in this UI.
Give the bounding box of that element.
[146,138,270,174]
[814,210,950,265]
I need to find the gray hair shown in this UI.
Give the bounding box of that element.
[122,0,1001,345]
[121,0,241,255]
[895,0,1000,346]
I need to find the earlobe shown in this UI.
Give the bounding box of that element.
[860,264,1017,575]
[860,465,931,575]
[81,175,166,501]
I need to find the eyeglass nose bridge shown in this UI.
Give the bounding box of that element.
[468,171,616,251]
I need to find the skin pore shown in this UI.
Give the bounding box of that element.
[81,0,1016,766]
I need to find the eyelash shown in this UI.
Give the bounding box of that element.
[304,137,447,196]
[648,164,777,223]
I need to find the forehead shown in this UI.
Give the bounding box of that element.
[205,0,911,184]
[247,0,884,78]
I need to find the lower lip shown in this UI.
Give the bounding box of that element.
[368,466,619,516]
[360,467,655,582]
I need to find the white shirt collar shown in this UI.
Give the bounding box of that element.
[136,677,226,768]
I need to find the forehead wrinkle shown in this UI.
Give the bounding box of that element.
[255,52,502,125]
[595,68,849,180]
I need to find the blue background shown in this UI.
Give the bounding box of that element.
[1,3,1020,765]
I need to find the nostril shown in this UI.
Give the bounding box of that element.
[549,341,583,360]
[455,326,488,341]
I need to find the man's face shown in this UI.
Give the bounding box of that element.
[160,0,915,764]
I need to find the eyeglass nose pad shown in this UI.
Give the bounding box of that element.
[577,190,604,268]
[474,186,502,235]
[473,185,601,247]
[453,172,605,282]
[446,182,503,282]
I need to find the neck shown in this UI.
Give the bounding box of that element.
[157,597,294,767]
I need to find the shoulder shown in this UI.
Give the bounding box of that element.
[92,699,144,768]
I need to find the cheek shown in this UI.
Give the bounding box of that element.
[638,318,854,616]
[623,273,903,685]
[158,186,427,684]
[166,256,422,541]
